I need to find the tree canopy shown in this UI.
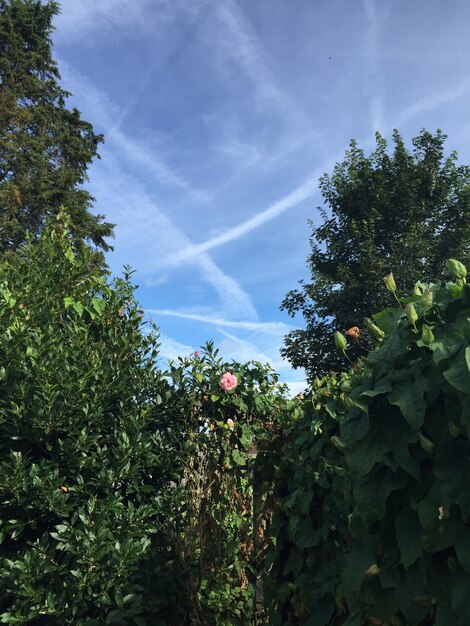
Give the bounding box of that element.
[0,0,113,261]
[281,129,470,380]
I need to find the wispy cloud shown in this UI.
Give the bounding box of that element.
[90,152,258,319]
[56,65,257,319]
[148,308,294,334]
[54,0,168,42]
[211,0,286,109]
[109,127,209,201]
[363,0,384,133]
[162,166,328,266]
[216,328,282,367]
[213,138,262,169]
[59,63,208,201]
[161,140,350,267]
[180,0,308,125]
[157,334,195,361]
[395,79,470,127]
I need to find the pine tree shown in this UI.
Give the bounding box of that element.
[0,0,113,261]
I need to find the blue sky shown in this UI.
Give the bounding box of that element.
[52,0,470,392]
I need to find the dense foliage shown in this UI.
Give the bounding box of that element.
[4,5,470,625]
[0,217,164,624]
[269,262,470,625]
[0,0,113,261]
[265,373,352,625]
[0,216,289,625]
[281,130,470,381]
[2,216,470,625]
[155,347,289,625]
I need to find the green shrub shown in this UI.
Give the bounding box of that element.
[266,264,470,625]
[0,215,172,625]
[340,269,470,625]
[153,343,289,625]
[264,375,352,625]
[0,214,290,625]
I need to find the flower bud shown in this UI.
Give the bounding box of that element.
[419,432,435,453]
[445,258,467,281]
[419,289,433,310]
[330,435,348,451]
[421,324,435,345]
[334,331,347,350]
[365,564,381,577]
[383,272,397,292]
[364,317,385,340]
[413,284,422,296]
[405,302,418,325]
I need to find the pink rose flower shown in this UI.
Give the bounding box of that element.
[220,372,237,391]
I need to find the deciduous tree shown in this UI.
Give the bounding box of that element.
[281,130,470,380]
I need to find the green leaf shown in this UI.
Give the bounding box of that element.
[239,424,253,449]
[340,408,369,445]
[366,328,409,377]
[231,449,246,465]
[435,441,470,518]
[395,507,422,567]
[372,307,403,335]
[450,568,470,619]
[91,296,106,315]
[357,377,392,399]
[342,537,375,596]
[453,526,470,574]
[294,517,321,549]
[73,301,84,317]
[105,610,125,625]
[443,346,470,394]
[353,465,407,524]
[282,547,303,576]
[388,373,427,429]
[430,324,465,364]
[346,428,389,476]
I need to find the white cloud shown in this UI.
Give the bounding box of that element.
[59,63,207,200]
[92,152,258,319]
[56,64,258,319]
[284,380,308,397]
[211,0,285,108]
[148,308,294,335]
[157,334,194,361]
[363,0,384,133]
[213,138,262,168]
[54,0,167,42]
[216,329,276,365]
[179,0,307,123]
[161,160,335,266]
[395,79,470,127]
